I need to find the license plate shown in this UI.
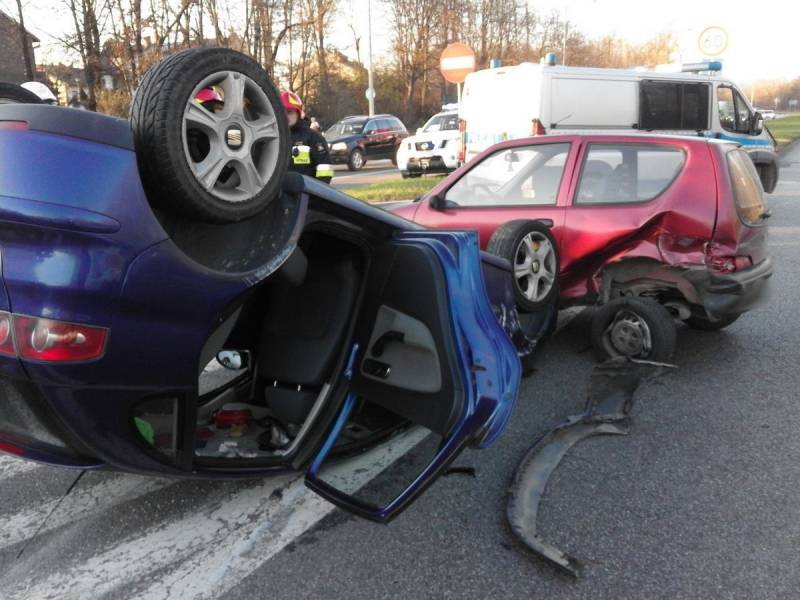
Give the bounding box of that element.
[420,159,430,169]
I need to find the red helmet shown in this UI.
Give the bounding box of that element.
[281,90,305,119]
[195,85,223,105]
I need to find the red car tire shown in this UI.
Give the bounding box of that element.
[591,297,676,362]
[488,220,559,313]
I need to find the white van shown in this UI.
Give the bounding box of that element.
[459,60,779,192]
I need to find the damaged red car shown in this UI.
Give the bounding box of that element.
[393,134,773,361]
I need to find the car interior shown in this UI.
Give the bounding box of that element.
[186,224,459,466]
[189,229,376,461]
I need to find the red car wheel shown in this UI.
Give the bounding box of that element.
[591,297,676,362]
[488,220,559,313]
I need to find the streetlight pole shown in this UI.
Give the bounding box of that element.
[15,0,34,81]
[366,0,375,116]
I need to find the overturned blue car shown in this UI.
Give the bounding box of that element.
[0,48,553,522]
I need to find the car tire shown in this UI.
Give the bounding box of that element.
[591,297,676,362]
[391,149,398,166]
[487,220,559,313]
[348,148,365,171]
[130,47,289,223]
[0,82,43,104]
[685,313,740,331]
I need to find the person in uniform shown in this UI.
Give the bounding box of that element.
[280,91,333,184]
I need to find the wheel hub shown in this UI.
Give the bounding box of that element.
[609,316,648,356]
[225,125,244,149]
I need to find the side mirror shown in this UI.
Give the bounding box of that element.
[428,193,457,210]
[751,112,764,135]
[216,350,249,370]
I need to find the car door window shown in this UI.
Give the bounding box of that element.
[575,144,685,204]
[305,235,520,522]
[640,81,709,130]
[719,87,752,133]
[364,120,378,135]
[733,89,752,133]
[444,143,570,207]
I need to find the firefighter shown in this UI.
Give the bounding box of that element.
[281,91,333,184]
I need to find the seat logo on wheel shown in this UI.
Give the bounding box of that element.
[226,126,244,148]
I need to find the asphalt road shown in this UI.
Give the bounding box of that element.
[1,143,799,599]
[331,160,401,189]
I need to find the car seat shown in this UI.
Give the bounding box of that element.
[258,248,359,427]
[604,163,637,203]
[577,160,614,203]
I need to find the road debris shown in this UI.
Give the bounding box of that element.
[506,357,676,577]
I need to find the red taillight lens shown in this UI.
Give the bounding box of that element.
[0,312,13,356]
[707,254,752,274]
[0,440,24,456]
[13,315,108,362]
[0,121,29,130]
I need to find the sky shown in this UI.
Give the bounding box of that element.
[3,0,799,85]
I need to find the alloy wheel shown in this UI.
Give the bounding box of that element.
[513,231,557,302]
[182,70,281,203]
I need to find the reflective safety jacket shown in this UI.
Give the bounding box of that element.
[289,119,333,183]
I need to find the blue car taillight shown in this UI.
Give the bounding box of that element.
[0,312,13,356]
[0,312,108,362]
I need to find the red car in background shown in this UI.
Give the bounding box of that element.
[393,134,773,361]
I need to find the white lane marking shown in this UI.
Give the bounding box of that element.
[10,428,429,600]
[0,454,41,477]
[0,474,171,549]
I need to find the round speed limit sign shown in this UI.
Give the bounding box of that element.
[698,26,729,57]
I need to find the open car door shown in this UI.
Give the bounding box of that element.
[305,230,521,522]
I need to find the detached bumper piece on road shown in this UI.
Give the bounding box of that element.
[506,357,675,577]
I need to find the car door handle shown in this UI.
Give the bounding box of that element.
[362,358,392,379]
[371,330,405,357]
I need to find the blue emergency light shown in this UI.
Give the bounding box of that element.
[682,60,723,73]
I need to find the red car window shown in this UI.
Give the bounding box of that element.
[575,143,685,205]
[444,143,571,207]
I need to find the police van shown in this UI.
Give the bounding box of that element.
[459,57,779,192]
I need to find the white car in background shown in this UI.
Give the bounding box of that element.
[397,107,460,178]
